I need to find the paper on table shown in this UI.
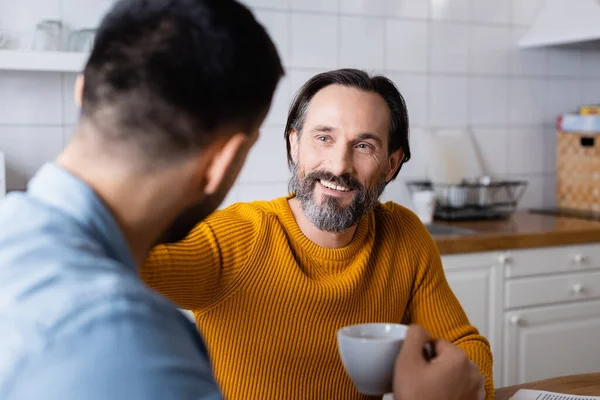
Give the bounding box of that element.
[510,389,600,400]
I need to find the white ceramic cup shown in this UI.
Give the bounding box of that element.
[412,190,436,225]
[337,323,408,396]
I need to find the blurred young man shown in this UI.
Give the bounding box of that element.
[142,69,494,399]
[0,0,283,398]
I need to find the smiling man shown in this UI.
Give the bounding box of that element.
[141,68,494,399]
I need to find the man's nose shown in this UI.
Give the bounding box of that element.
[327,144,353,177]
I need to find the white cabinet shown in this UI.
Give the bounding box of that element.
[442,243,600,389]
[503,300,600,386]
[442,252,504,386]
[500,243,600,387]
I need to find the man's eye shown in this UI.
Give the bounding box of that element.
[357,143,370,150]
[318,136,328,142]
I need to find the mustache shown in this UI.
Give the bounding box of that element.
[305,170,361,191]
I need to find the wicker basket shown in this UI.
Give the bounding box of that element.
[556,130,600,211]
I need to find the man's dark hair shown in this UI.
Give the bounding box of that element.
[82,0,284,160]
[284,68,410,180]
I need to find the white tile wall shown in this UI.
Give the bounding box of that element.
[0,126,64,189]
[429,22,470,73]
[469,25,511,75]
[468,77,508,126]
[470,128,508,176]
[510,27,547,76]
[1,0,599,213]
[387,72,428,126]
[547,48,582,78]
[388,0,429,19]
[0,72,63,125]
[430,0,470,22]
[340,0,386,17]
[581,51,600,78]
[545,79,582,123]
[290,0,336,13]
[471,0,511,25]
[511,0,545,26]
[290,13,338,68]
[429,75,468,127]
[386,20,428,72]
[238,125,290,184]
[507,78,546,125]
[263,75,292,126]
[254,10,291,66]
[340,16,385,70]
[507,127,548,175]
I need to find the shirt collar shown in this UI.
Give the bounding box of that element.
[27,163,137,271]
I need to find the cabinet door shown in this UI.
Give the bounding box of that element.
[443,254,503,386]
[503,300,600,387]
[445,266,496,340]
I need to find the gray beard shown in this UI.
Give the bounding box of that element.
[289,166,387,233]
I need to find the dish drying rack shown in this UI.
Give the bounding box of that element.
[406,180,528,220]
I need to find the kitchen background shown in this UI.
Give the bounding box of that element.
[0,0,599,211]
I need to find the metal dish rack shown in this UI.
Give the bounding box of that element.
[406,180,528,220]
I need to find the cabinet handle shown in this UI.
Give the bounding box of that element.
[573,254,587,264]
[510,315,522,326]
[571,283,584,294]
[499,254,512,265]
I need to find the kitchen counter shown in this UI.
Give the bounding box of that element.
[432,211,600,255]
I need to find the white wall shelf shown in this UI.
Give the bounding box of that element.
[0,50,88,73]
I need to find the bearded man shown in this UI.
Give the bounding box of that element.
[141,68,494,400]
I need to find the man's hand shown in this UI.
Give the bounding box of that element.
[393,325,486,400]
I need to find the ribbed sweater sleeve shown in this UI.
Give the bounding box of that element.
[399,215,494,399]
[140,204,264,310]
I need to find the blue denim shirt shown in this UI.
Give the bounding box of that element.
[0,163,222,399]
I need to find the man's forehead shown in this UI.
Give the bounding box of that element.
[304,84,391,134]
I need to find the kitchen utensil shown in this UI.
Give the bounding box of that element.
[67,28,95,52]
[406,180,528,220]
[420,127,484,185]
[32,20,63,51]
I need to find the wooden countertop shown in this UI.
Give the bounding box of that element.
[433,211,600,255]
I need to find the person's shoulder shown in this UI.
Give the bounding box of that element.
[375,200,429,234]
[207,196,289,223]
[1,290,220,399]
[375,201,439,263]
[0,190,61,236]
[374,201,435,244]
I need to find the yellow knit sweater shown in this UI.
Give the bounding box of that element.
[141,196,494,399]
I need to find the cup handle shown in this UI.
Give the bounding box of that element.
[423,341,437,362]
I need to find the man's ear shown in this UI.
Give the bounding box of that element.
[203,133,251,195]
[385,148,404,182]
[74,74,84,108]
[289,129,299,166]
